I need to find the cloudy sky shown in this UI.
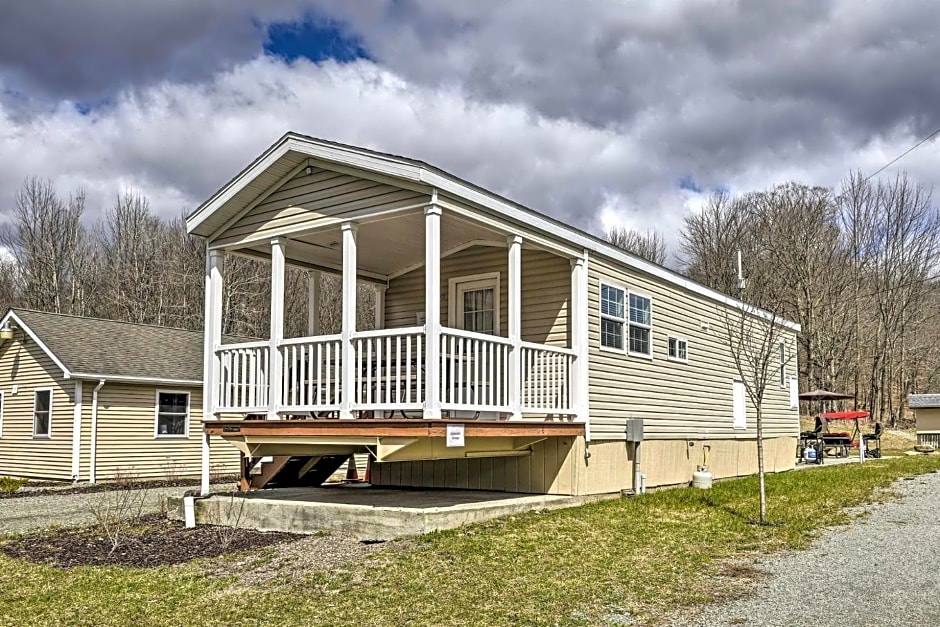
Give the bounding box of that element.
[1,0,938,256]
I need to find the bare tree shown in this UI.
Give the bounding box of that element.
[0,178,87,314]
[607,226,667,265]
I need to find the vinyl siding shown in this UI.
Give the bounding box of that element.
[384,245,570,347]
[588,256,799,440]
[213,165,427,247]
[91,383,240,481]
[0,338,74,480]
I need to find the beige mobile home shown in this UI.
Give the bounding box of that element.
[187,132,801,496]
[909,394,940,447]
[0,309,239,482]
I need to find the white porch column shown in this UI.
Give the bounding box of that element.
[268,239,286,420]
[307,270,320,336]
[374,284,387,330]
[571,251,590,437]
[340,222,358,419]
[508,235,523,420]
[202,249,224,495]
[424,204,442,418]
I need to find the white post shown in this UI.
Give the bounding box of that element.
[571,251,590,438]
[340,222,358,419]
[424,204,442,418]
[307,270,320,336]
[374,284,387,330]
[70,380,83,481]
[268,239,286,421]
[89,379,105,485]
[508,235,523,420]
[202,249,224,495]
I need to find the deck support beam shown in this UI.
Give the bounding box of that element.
[202,249,224,495]
[424,203,442,418]
[508,235,523,420]
[268,239,286,421]
[340,222,358,419]
[571,251,590,437]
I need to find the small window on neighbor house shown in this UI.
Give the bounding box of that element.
[668,337,688,361]
[156,391,189,437]
[33,389,51,437]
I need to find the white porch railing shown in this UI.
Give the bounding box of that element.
[440,328,512,413]
[214,329,576,417]
[352,327,425,412]
[216,340,270,413]
[520,342,575,414]
[280,335,343,413]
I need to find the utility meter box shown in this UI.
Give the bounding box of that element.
[625,419,644,442]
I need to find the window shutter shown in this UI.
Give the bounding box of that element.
[789,377,799,410]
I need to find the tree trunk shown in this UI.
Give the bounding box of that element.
[756,407,766,523]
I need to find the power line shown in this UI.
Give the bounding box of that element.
[862,125,940,184]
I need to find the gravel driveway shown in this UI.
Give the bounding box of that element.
[0,486,188,535]
[687,470,940,627]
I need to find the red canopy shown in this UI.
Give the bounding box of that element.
[820,410,870,421]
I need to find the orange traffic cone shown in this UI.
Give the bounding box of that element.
[344,454,360,482]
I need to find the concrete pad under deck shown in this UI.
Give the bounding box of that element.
[169,485,617,541]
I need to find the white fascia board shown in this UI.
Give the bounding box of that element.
[189,134,800,331]
[1,311,72,377]
[70,372,202,387]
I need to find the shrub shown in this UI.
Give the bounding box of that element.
[0,476,27,494]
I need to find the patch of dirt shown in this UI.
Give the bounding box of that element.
[0,515,298,568]
[196,532,413,588]
[0,477,240,500]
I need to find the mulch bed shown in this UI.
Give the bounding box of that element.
[0,515,300,568]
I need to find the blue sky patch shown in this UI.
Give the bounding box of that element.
[264,13,370,64]
[678,175,702,193]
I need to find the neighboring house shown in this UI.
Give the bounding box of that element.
[0,309,240,482]
[187,132,801,496]
[909,394,940,447]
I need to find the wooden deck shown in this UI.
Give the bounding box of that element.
[204,418,585,439]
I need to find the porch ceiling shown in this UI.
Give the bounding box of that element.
[240,211,506,278]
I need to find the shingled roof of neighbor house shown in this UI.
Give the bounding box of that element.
[909,394,940,409]
[3,309,210,384]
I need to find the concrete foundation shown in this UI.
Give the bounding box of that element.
[167,484,618,540]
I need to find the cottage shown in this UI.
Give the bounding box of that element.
[0,309,240,482]
[909,394,940,447]
[187,133,801,496]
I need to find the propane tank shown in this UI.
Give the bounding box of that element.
[692,465,713,489]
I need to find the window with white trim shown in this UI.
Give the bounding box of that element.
[668,336,688,361]
[33,389,51,437]
[600,284,653,356]
[600,283,625,350]
[449,273,500,335]
[779,341,786,387]
[155,391,189,437]
[628,293,652,356]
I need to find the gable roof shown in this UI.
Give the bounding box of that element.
[909,394,940,409]
[186,132,801,332]
[2,309,205,385]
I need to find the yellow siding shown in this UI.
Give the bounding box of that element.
[385,245,570,346]
[0,338,74,480]
[370,435,796,494]
[588,256,799,440]
[92,383,240,481]
[916,408,940,433]
[214,166,427,247]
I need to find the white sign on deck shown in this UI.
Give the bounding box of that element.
[446,424,465,448]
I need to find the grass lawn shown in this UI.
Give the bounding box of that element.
[2,455,940,626]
